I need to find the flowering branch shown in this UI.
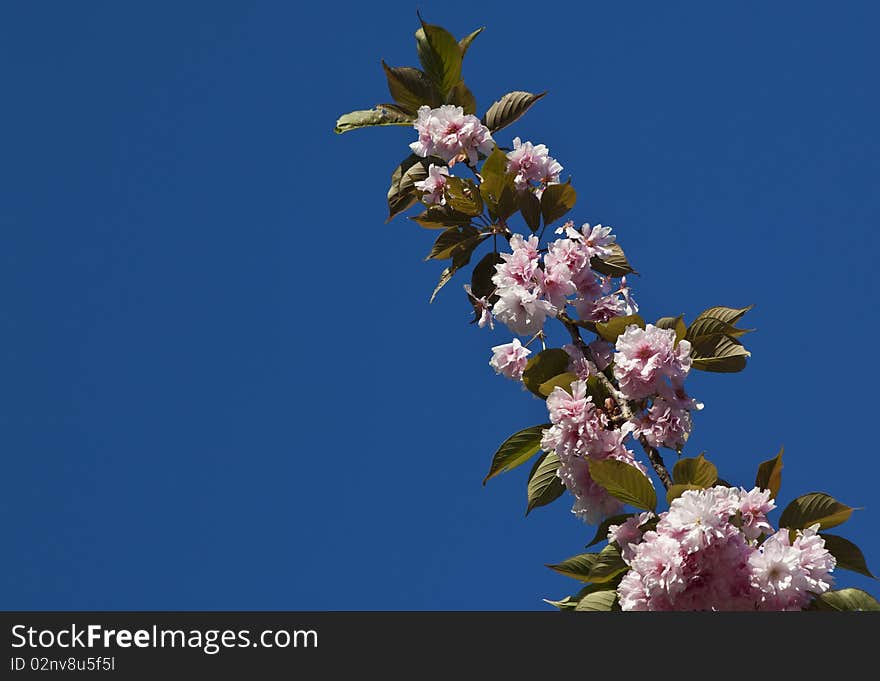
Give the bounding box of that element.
[335,16,879,612]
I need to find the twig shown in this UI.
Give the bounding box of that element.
[557,312,673,490]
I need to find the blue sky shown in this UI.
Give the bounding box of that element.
[1,1,878,610]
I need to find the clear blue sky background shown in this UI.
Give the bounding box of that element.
[2,1,878,610]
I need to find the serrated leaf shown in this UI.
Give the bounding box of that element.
[382,62,441,114]
[482,91,546,132]
[547,553,599,582]
[666,483,704,505]
[429,236,481,303]
[691,334,751,373]
[446,81,476,114]
[458,27,484,57]
[595,314,645,343]
[415,20,462,97]
[443,176,484,216]
[470,251,503,300]
[410,205,474,229]
[686,316,754,343]
[544,579,625,611]
[673,454,718,488]
[521,348,571,398]
[425,225,481,260]
[483,424,550,485]
[809,588,880,611]
[779,492,855,531]
[543,595,580,611]
[590,242,636,278]
[540,181,577,225]
[538,372,579,398]
[584,544,628,583]
[588,459,657,511]
[334,106,414,134]
[388,155,430,221]
[755,448,784,498]
[574,590,619,612]
[655,315,687,345]
[820,534,876,579]
[517,190,541,232]
[526,451,565,515]
[694,305,754,326]
[479,147,517,218]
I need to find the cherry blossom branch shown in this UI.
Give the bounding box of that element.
[557,312,673,490]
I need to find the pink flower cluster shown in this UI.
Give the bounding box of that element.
[540,380,650,525]
[613,324,692,400]
[410,105,494,166]
[614,486,836,611]
[506,137,562,193]
[613,324,701,451]
[487,227,635,337]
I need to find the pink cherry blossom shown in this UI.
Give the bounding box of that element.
[506,137,563,190]
[491,285,556,336]
[413,163,449,204]
[613,324,693,400]
[489,339,532,380]
[410,105,494,166]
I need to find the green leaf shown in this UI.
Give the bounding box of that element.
[443,176,484,216]
[470,251,503,300]
[517,190,541,232]
[574,590,619,612]
[755,448,784,498]
[381,61,441,114]
[584,544,628,583]
[415,19,462,97]
[690,334,751,373]
[694,305,754,326]
[538,372,579,398]
[779,492,855,531]
[483,424,550,485]
[425,225,481,260]
[588,459,657,511]
[547,553,599,582]
[809,589,880,611]
[446,81,477,115]
[540,181,577,225]
[584,376,613,409]
[820,534,876,579]
[666,483,704,505]
[595,314,645,343]
[543,595,580,611]
[429,235,481,303]
[590,242,636,278]
[387,155,430,221]
[333,105,414,134]
[409,205,474,229]
[458,27,485,57]
[479,147,517,218]
[482,91,547,132]
[544,579,625,611]
[672,453,718,488]
[655,315,687,345]
[521,348,571,398]
[587,513,634,548]
[686,316,754,343]
[526,451,565,515]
